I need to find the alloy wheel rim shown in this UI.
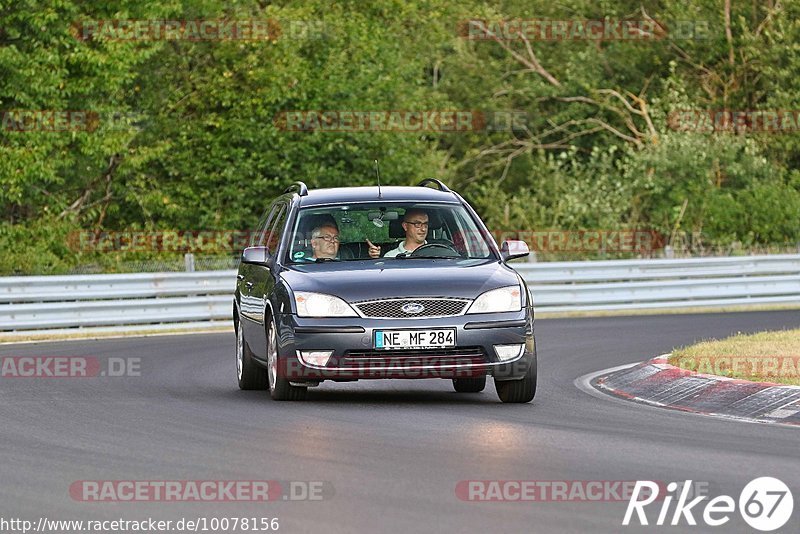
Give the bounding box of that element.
[267,323,277,390]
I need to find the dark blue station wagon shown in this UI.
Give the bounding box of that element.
[234,180,536,402]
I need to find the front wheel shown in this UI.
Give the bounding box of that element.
[236,319,268,390]
[266,315,307,401]
[494,356,537,403]
[452,376,486,393]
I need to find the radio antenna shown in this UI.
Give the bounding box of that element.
[374,159,382,198]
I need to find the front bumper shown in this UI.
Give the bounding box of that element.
[273,310,535,382]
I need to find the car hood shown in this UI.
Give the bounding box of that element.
[280,259,520,302]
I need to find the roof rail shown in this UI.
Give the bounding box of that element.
[284,181,309,196]
[417,178,451,193]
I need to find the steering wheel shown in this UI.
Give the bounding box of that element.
[410,243,462,258]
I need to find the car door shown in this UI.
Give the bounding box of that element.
[242,201,289,360]
[239,203,279,330]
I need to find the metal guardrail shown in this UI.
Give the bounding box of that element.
[1,255,799,332]
[514,254,800,312]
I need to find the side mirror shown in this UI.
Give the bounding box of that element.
[241,246,270,265]
[501,240,529,261]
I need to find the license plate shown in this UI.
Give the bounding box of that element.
[374,329,456,349]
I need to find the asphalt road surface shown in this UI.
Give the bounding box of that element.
[1,311,799,533]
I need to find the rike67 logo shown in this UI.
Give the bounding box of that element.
[623,477,794,531]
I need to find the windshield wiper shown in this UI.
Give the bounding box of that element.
[313,257,339,262]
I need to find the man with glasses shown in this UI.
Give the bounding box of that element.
[377,209,429,258]
[310,223,340,260]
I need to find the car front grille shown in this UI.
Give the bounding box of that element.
[353,298,470,319]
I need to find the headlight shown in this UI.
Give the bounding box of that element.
[467,285,522,314]
[294,291,358,317]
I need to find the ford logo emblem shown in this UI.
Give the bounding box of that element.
[401,303,425,314]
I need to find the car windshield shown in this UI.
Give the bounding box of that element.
[286,203,495,263]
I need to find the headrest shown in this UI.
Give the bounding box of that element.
[427,210,443,230]
[389,218,405,238]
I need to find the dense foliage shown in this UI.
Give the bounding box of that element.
[1,0,799,273]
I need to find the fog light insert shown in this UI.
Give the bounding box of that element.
[298,350,334,367]
[494,344,525,362]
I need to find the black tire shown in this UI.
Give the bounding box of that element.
[266,315,307,401]
[236,318,268,390]
[452,376,486,393]
[495,355,537,403]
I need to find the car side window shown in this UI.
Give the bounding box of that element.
[452,208,491,257]
[252,204,278,247]
[263,204,289,252]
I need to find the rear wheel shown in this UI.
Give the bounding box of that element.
[452,376,486,393]
[266,315,307,401]
[236,319,268,390]
[495,354,537,403]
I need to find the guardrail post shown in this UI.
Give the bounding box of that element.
[184,253,195,272]
[664,245,674,259]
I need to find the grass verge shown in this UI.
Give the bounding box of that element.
[669,329,800,386]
